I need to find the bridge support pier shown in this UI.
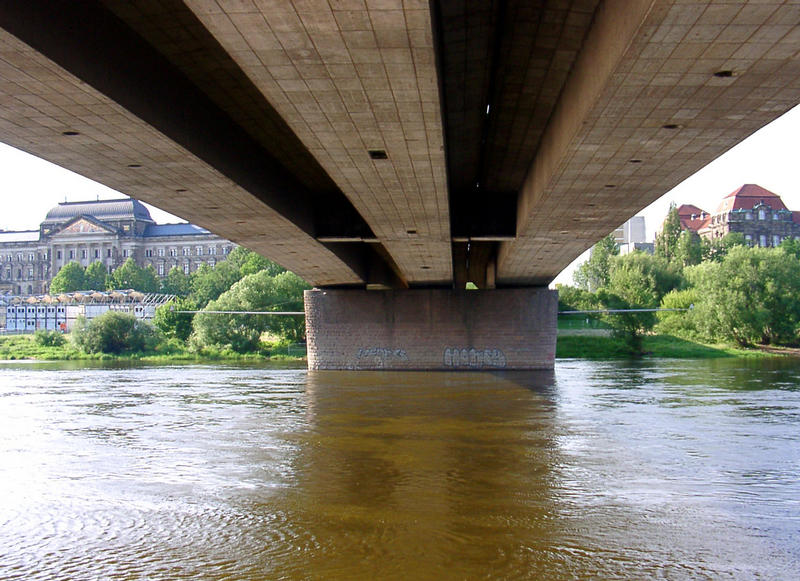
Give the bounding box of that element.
[304,288,557,370]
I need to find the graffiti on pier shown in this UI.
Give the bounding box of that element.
[443,347,507,368]
[356,347,409,368]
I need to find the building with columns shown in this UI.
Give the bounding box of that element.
[0,199,235,295]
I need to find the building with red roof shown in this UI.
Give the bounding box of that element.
[678,184,800,248]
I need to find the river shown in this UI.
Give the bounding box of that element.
[0,358,798,579]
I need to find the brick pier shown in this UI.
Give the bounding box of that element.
[304,288,557,371]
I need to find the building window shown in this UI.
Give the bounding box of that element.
[28,253,35,262]
[759,234,767,247]
[28,268,33,279]
[169,248,177,257]
[209,258,216,267]
[94,249,100,258]
[145,249,153,257]
[223,246,230,255]
[107,248,112,258]
[69,250,74,259]
[17,253,22,262]
[183,262,190,274]
[158,263,164,276]
[123,249,129,258]
[773,213,780,220]
[57,250,62,260]
[758,209,766,220]
[209,246,217,255]
[182,247,190,256]
[196,246,203,256]
[745,212,753,220]
[81,249,87,259]
[773,235,781,247]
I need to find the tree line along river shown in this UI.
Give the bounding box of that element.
[0,358,798,579]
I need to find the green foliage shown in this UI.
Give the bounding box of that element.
[160,267,191,296]
[189,261,242,308]
[703,231,745,262]
[779,236,800,259]
[684,246,800,346]
[153,297,197,342]
[84,261,109,290]
[612,252,682,302]
[109,258,160,292]
[675,230,702,267]
[655,203,682,262]
[73,310,163,354]
[50,261,86,293]
[192,270,310,353]
[556,284,598,312]
[188,248,283,307]
[597,257,660,354]
[574,234,619,291]
[656,288,699,338]
[33,329,66,347]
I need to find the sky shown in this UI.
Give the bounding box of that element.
[2,103,800,284]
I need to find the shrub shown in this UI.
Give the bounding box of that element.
[73,311,163,354]
[33,329,67,347]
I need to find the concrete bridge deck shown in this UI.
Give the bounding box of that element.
[1,1,799,368]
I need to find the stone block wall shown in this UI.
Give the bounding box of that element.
[305,288,557,370]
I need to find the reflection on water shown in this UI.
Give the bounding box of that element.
[0,359,798,579]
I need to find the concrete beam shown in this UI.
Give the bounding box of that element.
[497,0,800,284]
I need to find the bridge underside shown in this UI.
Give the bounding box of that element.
[1,1,799,368]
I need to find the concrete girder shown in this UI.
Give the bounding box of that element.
[497,0,800,284]
[179,0,452,286]
[0,0,387,288]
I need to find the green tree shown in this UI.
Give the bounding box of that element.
[674,230,702,267]
[574,234,618,291]
[160,266,191,296]
[685,246,800,346]
[656,288,700,338]
[597,258,659,354]
[703,231,746,262]
[189,261,242,307]
[611,251,682,301]
[84,261,109,290]
[109,258,159,292]
[779,236,800,259]
[655,203,682,262]
[153,296,197,342]
[49,261,86,293]
[192,269,310,352]
[72,311,162,354]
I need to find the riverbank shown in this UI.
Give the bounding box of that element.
[0,334,304,363]
[555,333,777,359]
[0,332,785,362]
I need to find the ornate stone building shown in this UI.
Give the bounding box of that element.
[0,199,235,295]
[677,184,800,248]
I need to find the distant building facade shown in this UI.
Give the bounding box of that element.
[676,184,800,248]
[612,216,646,246]
[612,216,653,255]
[0,199,236,295]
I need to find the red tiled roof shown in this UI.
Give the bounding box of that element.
[676,204,710,232]
[716,184,788,213]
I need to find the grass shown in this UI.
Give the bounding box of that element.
[556,332,776,359]
[0,334,306,363]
